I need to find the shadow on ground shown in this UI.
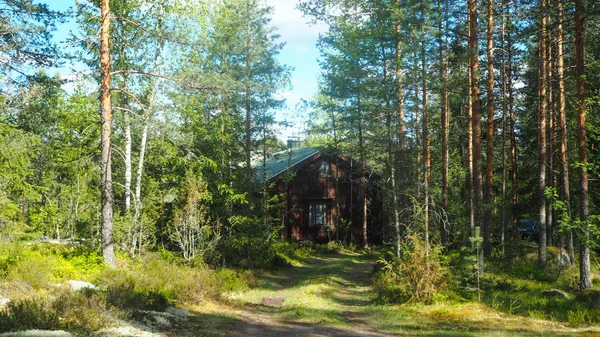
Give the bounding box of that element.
[157,306,586,337]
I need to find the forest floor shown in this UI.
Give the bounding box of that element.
[181,252,600,337]
[5,251,600,337]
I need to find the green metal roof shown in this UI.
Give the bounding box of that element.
[252,147,321,182]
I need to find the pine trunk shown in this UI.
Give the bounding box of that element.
[484,0,495,255]
[469,0,483,269]
[396,1,405,152]
[421,0,430,258]
[538,0,548,269]
[557,0,575,264]
[467,5,475,242]
[575,0,591,290]
[100,0,114,267]
[358,99,368,249]
[547,21,555,247]
[440,0,450,246]
[507,3,518,234]
[500,0,508,251]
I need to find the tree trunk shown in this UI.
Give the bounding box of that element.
[135,122,148,208]
[575,0,591,290]
[357,95,368,249]
[440,0,450,246]
[245,20,253,195]
[385,19,402,256]
[500,0,508,252]
[124,112,132,212]
[538,0,548,269]
[469,0,483,269]
[507,3,518,235]
[467,4,475,243]
[414,46,421,193]
[557,0,575,264]
[484,0,495,255]
[100,0,114,267]
[421,0,430,258]
[547,20,555,247]
[396,1,405,152]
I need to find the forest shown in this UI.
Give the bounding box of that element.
[1,0,600,335]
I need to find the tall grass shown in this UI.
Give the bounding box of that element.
[0,243,250,333]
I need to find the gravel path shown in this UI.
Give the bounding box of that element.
[222,253,390,337]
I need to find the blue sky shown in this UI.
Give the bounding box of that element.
[44,0,324,141]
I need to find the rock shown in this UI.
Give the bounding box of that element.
[542,289,570,300]
[551,251,571,268]
[165,306,190,318]
[575,289,600,309]
[0,297,10,308]
[95,326,164,337]
[64,280,98,291]
[259,297,285,308]
[299,240,314,247]
[0,330,74,337]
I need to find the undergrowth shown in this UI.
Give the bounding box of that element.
[373,238,450,304]
[449,240,600,327]
[0,242,250,333]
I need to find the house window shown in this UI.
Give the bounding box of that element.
[319,162,330,177]
[309,201,328,226]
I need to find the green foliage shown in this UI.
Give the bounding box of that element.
[0,243,106,291]
[373,238,449,304]
[0,297,59,333]
[221,213,282,267]
[97,253,226,305]
[170,173,221,265]
[52,289,111,332]
[316,241,345,254]
[0,243,253,333]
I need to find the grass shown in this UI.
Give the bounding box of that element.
[2,240,600,336]
[474,242,600,328]
[0,242,250,334]
[215,242,600,336]
[225,251,376,325]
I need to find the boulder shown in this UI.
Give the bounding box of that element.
[0,297,10,308]
[541,289,570,300]
[259,297,285,308]
[575,289,600,309]
[0,331,73,337]
[165,306,190,318]
[64,280,98,291]
[551,251,571,269]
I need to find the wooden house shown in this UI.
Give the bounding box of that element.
[253,147,381,245]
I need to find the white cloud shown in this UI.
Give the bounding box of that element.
[266,0,327,42]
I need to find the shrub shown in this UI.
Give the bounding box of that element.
[0,297,59,332]
[96,254,222,306]
[52,289,111,332]
[215,269,252,292]
[373,238,448,304]
[106,282,170,312]
[316,241,344,254]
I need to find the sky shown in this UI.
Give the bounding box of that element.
[44,0,326,141]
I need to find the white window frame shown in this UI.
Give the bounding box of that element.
[309,201,328,227]
[319,162,330,177]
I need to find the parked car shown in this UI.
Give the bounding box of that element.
[518,219,540,242]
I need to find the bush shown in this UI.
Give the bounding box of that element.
[96,254,222,305]
[373,238,448,304]
[0,297,59,332]
[52,289,111,332]
[316,241,345,254]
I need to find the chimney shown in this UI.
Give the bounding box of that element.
[287,137,303,150]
